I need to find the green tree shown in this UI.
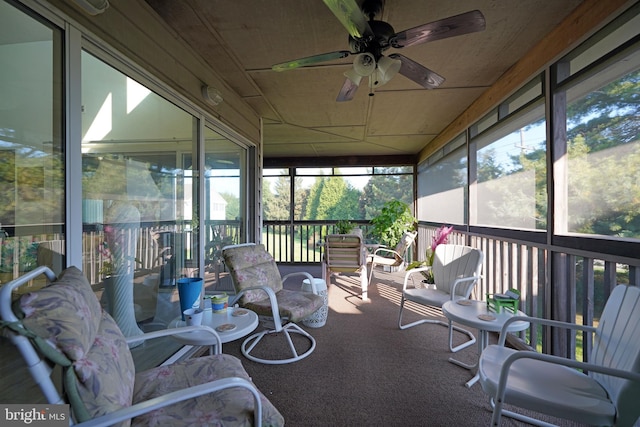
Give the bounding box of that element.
[263,176,290,220]
[567,70,640,150]
[261,177,275,220]
[219,192,239,220]
[360,168,412,219]
[292,177,307,220]
[477,149,503,182]
[304,175,361,220]
[564,70,640,237]
[304,176,324,220]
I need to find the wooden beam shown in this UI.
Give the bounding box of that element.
[264,154,417,168]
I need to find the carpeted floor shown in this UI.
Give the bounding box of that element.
[222,265,588,427]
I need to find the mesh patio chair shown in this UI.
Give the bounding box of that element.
[324,233,369,300]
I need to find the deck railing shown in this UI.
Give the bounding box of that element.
[3,220,638,360]
[261,220,376,263]
[416,225,639,360]
[262,221,639,360]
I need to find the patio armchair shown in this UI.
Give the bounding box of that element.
[324,233,369,300]
[222,243,324,364]
[0,266,284,426]
[368,230,417,284]
[478,284,640,426]
[399,244,483,353]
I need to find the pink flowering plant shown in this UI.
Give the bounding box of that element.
[406,225,454,283]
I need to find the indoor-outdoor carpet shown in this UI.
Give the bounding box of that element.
[221,265,590,427]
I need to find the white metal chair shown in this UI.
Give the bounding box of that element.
[368,230,417,284]
[478,284,640,427]
[222,243,324,364]
[399,244,483,352]
[323,233,369,300]
[0,266,284,426]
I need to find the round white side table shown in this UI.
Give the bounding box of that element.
[302,278,328,328]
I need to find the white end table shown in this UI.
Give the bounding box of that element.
[442,299,529,388]
[169,307,258,354]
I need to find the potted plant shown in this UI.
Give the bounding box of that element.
[406,225,454,284]
[370,200,416,248]
[335,219,355,234]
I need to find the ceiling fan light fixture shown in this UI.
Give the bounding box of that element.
[344,67,363,86]
[375,55,402,87]
[353,52,376,77]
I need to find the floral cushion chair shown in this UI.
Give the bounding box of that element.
[223,243,324,364]
[0,266,284,427]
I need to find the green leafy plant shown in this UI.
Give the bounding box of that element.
[335,220,355,234]
[370,200,416,248]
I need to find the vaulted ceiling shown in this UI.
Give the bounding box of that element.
[144,0,584,159]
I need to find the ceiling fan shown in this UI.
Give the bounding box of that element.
[272,0,486,101]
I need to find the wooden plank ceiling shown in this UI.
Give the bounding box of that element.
[144,0,583,159]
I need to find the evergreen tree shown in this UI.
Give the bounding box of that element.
[360,168,412,219]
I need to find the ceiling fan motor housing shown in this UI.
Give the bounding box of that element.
[272,0,485,101]
[349,19,395,60]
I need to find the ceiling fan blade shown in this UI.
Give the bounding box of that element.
[389,54,445,89]
[323,0,374,40]
[336,77,359,102]
[391,10,486,49]
[272,50,352,71]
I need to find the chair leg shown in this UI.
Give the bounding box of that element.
[368,261,375,284]
[488,397,556,427]
[398,299,476,353]
[448,320,476,353]
[360,268,369,301]
[398,296,446,329]
[241,322,316,365]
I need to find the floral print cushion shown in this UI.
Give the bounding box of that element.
[73,310,135,422]
[18,266,135,425]
[19,266,102,361]
[244,288,325,323]
[224,244,284,304]
[133,354,284,427]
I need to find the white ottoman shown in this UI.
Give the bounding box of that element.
[302,278,328,328]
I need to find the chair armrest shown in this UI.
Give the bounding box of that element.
[450,275,482,300]
[402,266,432,291]
[0,266,57,323]
[496,316,597,346]
[282,271,316,292]
[491,347,640,408]
[125,325,224,354]
[75,377,264,427]
[372,247,401,258]
[228,286,282,326]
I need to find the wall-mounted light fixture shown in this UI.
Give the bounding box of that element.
[72,0,109,15]
[202,86,224,106]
